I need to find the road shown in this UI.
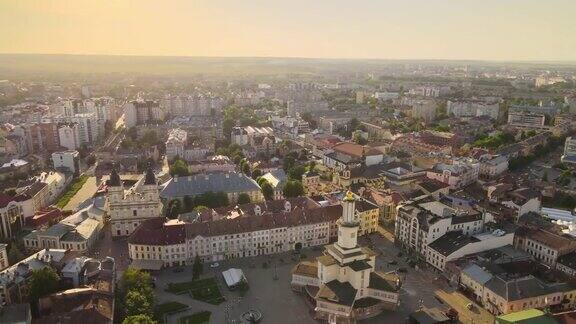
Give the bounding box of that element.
[63,176,98,212]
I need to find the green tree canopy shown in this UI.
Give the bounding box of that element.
[125,290,153,318]
[261,181,274,200]
[237,193,251,205]
[251,168,262,179]
[122,314,157,324]
[169,158,190,177]
[28,267,61,314]
[283,180,304,198]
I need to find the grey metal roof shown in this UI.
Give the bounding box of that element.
[160,172,261,199]
[462,263,493,285]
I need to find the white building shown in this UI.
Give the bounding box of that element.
[57,123,81,150]
[165,128,188,160]
[507,112,546,129]
[426,229,514,271]
[395,198,492,260]
[447,100,500,119]
[478,154,508,179]
[0,194,24,240]
[411,100,437,123]
[52,150,80,175]
[426,158,479,189]
[50,113,101,145]
[23,203,104,253]
[107,167,163,237]
[291,192,400,322]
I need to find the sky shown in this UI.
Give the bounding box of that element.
[0,0,575,61]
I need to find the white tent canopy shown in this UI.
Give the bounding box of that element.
[222,268,246,288]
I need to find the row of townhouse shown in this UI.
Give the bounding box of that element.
[459,261,576,316]
[128,204,342,269]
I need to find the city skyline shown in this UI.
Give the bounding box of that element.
[1,0,576,61]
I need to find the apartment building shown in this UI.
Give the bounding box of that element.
[165,128,188,160]
[447,100,500,119]
[561,136,576,165]
[507,112,546,128]
[395,198,491,260]
[426,158,479,190]
[0,194,25,240]
[478,154,509,179]
[514,228,576,268]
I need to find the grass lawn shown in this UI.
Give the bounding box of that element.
[166,277,225,305]
[55,175,89,208]
[155,301,189,324]
[179,311,211,324]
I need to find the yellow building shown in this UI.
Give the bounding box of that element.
[355,199,379,236]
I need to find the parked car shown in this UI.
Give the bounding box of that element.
[446,308,458,320]
[466,303,474,310]
[210,262,220,268]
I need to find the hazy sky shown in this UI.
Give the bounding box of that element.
[1,0,575,61]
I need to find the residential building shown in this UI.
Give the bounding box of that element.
[50,113,101,145]
[160,171,263,205]
[122,100,163,127]
[0,243,7,271]
[128,202,343,269]
[426,158,479,190]
[478,154,509,179]
[37,257,115,324]
[165,128,188,160]
[426,227,515,271]
[260,169,288,200]
[514,228,576,268]
[52,150,80,175]
[395,198,491,260]
[107,167,163,237]
[0,249,71,306]
[57,123,81,150]
[507,112,546,128]
[0,194,25,240]
[16,171,68,213]
[561,136,576,165]
[447,100,500,119]
[410,100,437,123]
[291,192,400,322]
[23,203,104,253]
[557,251,576,278]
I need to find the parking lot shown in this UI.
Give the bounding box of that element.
[149,229,493,323]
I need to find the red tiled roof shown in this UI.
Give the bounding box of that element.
[130,205,342,246]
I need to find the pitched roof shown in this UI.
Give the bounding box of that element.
[160,172,261,198]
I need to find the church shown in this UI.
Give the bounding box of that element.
[107,166,163,237]
[291,192,400,323]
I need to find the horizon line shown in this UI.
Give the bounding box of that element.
[1,52,576,65]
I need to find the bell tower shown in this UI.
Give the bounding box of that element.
[336,191,360,250]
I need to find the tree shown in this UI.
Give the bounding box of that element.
[193,205,209,213]
[7,244,25,264]
[251,168,262,179]
[240,159,251,174]
[123,314,157,324]
[193,255,203,280]
[283,180,304,198]
[28,267,61,315]
[125,290,153,317]
[167,199,182,219]
[183,195,194,213]
[238,193,251,205]
[169,158,190,177]
[288,165,306,180]
[261,181,275,200]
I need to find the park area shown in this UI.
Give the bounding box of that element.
[166,277,225,305]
